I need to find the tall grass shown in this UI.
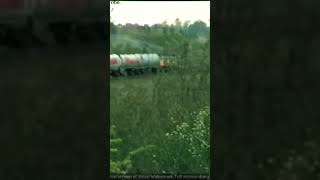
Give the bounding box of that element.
[110,40,210,174]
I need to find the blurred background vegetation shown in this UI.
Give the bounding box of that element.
[110,18,209,55]
[213,0,320,179]
[0,47,107,179]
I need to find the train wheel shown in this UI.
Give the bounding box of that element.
[115,71,122,77]
[119,69,127,76]
[134,69,140,75]
[152,68,158,74]
[127,70,133,76]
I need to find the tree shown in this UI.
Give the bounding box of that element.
[110,22,117,34]
[186,20,208,38]
[175,18,182,29]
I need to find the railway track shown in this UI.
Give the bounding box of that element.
[110,70,171,81]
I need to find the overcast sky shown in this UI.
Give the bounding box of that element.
[110,1,210,26]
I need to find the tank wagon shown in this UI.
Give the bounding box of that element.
[0,0,105,46]
[110,54,164,76]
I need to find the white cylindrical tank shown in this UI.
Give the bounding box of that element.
[110,53,161,75]
[119,54,140,69]
[136,54,149,70]
[110,54,122,71]
[148,54,160,70]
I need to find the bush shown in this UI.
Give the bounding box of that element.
[110,125,155,174]
[154,106,210,174]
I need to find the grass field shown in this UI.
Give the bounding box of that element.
[110,52,210,174]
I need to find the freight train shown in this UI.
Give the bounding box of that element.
[110,54,170,76]
[0,0,106,46]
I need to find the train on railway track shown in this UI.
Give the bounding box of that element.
[0,0,105,46]
[110,54,170,76]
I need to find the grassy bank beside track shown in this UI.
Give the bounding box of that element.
[110,52,210,173]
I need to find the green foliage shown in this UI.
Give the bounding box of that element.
[163,106,210,173]
[110,19,209,54]
[110,125,155,174]
[110,126,132,174]
[110,20,210,173]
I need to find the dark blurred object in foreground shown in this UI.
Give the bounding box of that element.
[212,0,320,179]
[0,46,107,179]
[0,0,106,47]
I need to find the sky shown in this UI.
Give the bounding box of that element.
[110,1,210,26]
